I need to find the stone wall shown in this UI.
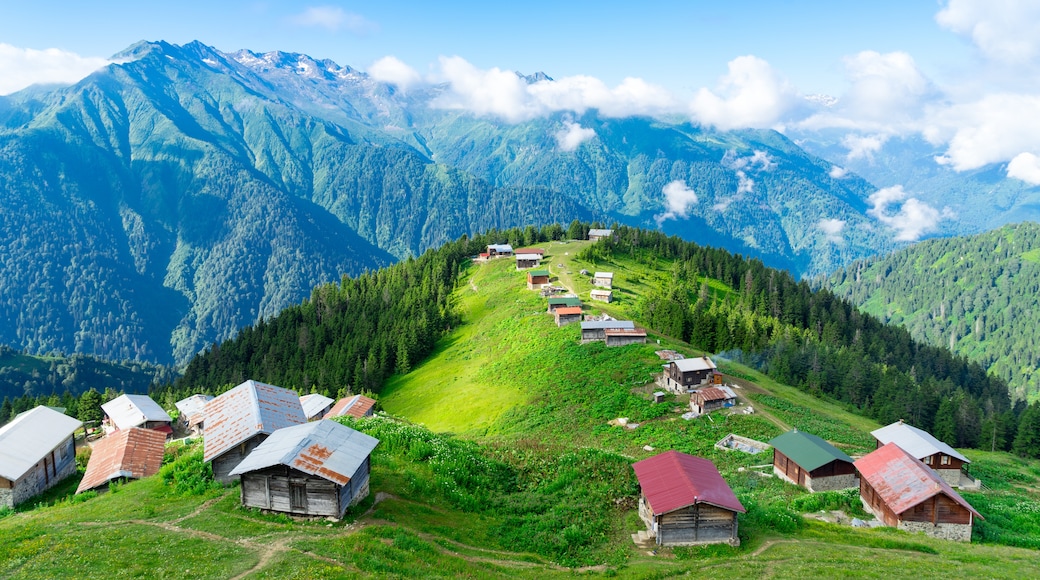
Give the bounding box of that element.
[936,468,981,489]
[0,488,12,509]
[808,473,859,492]
[899,520,973,542]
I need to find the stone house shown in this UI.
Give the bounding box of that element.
[871,420,978,488]
[0,406,81,508]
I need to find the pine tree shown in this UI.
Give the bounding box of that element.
[78,388,104,427]
[932,397,958,446]
[1013,402,1040,459]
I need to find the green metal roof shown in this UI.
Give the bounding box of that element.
[768,429,853,472]
[527,269,550,276]
[547,297,581,306]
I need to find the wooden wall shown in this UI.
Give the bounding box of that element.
[656,502,738,545]
[213,435,266,483]
[239,456,372,518]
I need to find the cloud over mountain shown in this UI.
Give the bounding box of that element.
[0,44,109,95]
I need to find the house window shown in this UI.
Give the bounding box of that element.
[923,456,932,465]
[60,441,69,460]
[941,455,950,466]
[290,483,307,510]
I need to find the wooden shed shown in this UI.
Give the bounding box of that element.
[592,272,614,288]
[203,380,307,483]
[547,296,582,313]
[604,328,647,346]
[0,406,81,508]
[580,320,635,342]
[588,228,613,241]
[76,427,167,493]
[855,442,982,542]
[515,253,542,269]
[690,386,737,414]
[526,269,550,289]
[486,244,513,257]
[230,420,379,518]
[768,429,858,492]
[589,289,613,303]
[553,306,583,327]
[633,451,745,546]
[871,420,977,488]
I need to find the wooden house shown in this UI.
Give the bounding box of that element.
[76,427,167,493]
[580,320,634,342]
[486,244,513,258]
[590,289,613,303]
[299,394,335,421]
[527,269,550,289]
[0,406,81,508]
[515,253,542,269]
[768,429,857,492]
[632,450,745,546]
[203,380,307,483]
[588,228,613,241]
[552,306,582,327]
[604,328,647,346]
[690,386,737,414]
[855,442,982,542]
[102,394,173,438]
[328,395,377,419]
[547,296,582,313]
[871,420,977,488]
[664,356,719,393]
[514,247,545,257]
[174,394,213,436]
[229,420,379,518]
[592,272,614,288]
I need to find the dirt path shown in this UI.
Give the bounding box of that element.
[724,375,791,431]
[171,489,234,524]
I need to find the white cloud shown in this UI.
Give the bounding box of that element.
[554,121,596,152]
[690,55,799,131]
[723,149,776,172]
[368,56,421,89]
[929,93,1040,170]
[842,133,888,162]
[1007,152,1040,184]
[736,171,754,194]
[0,44,109,96]
[829,166,848,179]
[841,51,931,122]
[655,180,699,224]
[867,185,952,241]
[290,6,377,33]
[818,218,846,243]
[937,0,1040,64]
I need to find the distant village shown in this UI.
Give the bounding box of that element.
[0,229,987,550]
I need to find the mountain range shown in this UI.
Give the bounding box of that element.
[0,40,968,367]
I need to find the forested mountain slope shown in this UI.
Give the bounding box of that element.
[822,221,1040,402]
[0,40,893,367]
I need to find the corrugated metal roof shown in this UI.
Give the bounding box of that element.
[632,450,745,515]
[580,320,635,330]
[299,394,335,420]
[593,272,614,278]
[769,429,853,472]
[548,297,582,306]
[102,394,171,430]
[695,387,734,402]
[203,380,307,462]
[175,394,213,421]
[328,395,377,418]
[589,289,612,296]
[76,427,167,493]
[527,269,550,277]
[588,229,613,237]
[515,254,542,261]
[673,357,716,372]
[229,420,379,485]
[554,306,583,315]
[855,442,981,519]
[487,244,513,253]
[0,406,82,481]
[605,328,646,336]
[871,421,970,464]
[514,247,545,255]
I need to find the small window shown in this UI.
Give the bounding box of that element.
[290,483,307,510]
[923,456,932,465]
[941,455,951,466]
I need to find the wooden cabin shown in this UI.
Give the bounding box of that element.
[174,394,213,436]
[203,380,307,483]
[855,443,982,542]
[486,244,513,258]
[690,387,737,414]
[590,289,613,303]
[76,427,167,493]
[871,420,977,488]
[547,296,582,313]
[527,269,550,289]
[632,451,745,546]
[665,357,719,393]
[230,420,379,518]
[102,394,173,439]
[0,407,82,508]
[605,328,647,346]
[515,253,542,269]
[592,272,614,288]
[580,320,635,342]
[768,429,857,492]
[514,247,545,256]
[553,306,583,327]
[299,394,335,421]
[327,395,377,419]
[588,228,613,241]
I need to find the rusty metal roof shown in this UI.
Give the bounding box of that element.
[632,450,745,515]
[514,247,545,255]
[174,394,213,422]
[0,406,82,481]
[695,387,734,402]
[76,427,167,493]
[102,394,172,430]
[299,394,335,420]
[554,306,583,316]
[328,395,377,418]
[228,420,379,485]
[871,420,970,464]
[854,442,981,520]
[203,380,307,462]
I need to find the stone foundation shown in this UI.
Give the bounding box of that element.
[899,520,973,542]
[0,488,12,509]
[936,468,981,490]
[807,473,859,492]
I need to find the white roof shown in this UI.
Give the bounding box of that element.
[589,229,613,236]
[871,421,970,464]
[299,394,335,420]
[594,272,614,278]
[515,253,542,260]
[175,394,213,419]
[590,289,612,295]
[487,244,513,252]
[102,394,172,429]
[0,406,82,481]
[229,420,379,484]
[673,357,717,372]
[581,320,635,330]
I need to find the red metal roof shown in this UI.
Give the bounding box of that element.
[696,387,733,402]
[854,442,982,520]
[77,427,167,493]
[554,306,582,316]
[514,247,545,255]
[632,450,746,515]
[328,395,377,419]
[203,380,307,462]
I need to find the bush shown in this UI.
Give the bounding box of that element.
[159,443,221,496]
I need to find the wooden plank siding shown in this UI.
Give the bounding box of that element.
[239,457,371,518]
[656,502,739,545]
[213,436,266,483]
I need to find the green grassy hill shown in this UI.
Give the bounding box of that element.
[3,240,1040,578]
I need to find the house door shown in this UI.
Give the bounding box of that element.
[290,482,307,511]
